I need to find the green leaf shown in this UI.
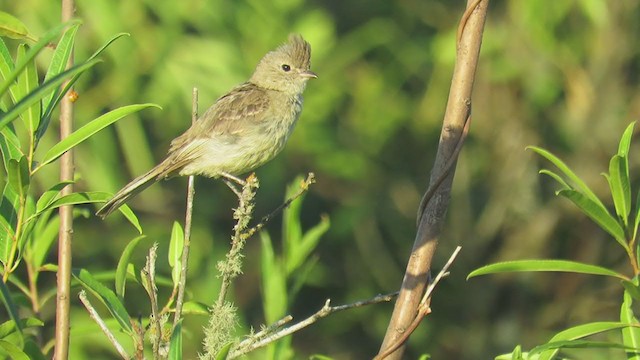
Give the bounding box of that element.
[181,301,210,316]
[557,189,627,249]
[7,156,29,198]
[618,121,636,158]
[168,320,183,360]
[28,214,60,273]
[38,33,130,141]
[0,12,31,40]
[169,221,184,287]
[0,280,23,336]
[467,259,627,280]
[607,155,631,225]
[634,188,640,247]
[215,342,233,360]
[0,340,30,360]
[117,205,143,234]
[34,181,74,213]
[538,169,570,190]
[72,268,132,332]
[0,58,101,131]
[286,215,329,274]
[37,103,161,168]
[0,182,19,263]
[0,20,79,98]
[621,281,640,359]
[260,232,287,323]
[528,146,606,208]
[622,280,640,301]
[0,125,24,171]
[13,44,41,133]
[35,191,108,214]
[531,340,637,355]
[536,322,634,360]
[115,235,146,298]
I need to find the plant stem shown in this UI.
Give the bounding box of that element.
[54,1,75,358]
[173,87,198,328]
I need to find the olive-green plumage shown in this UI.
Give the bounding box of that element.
[97,34,316,218]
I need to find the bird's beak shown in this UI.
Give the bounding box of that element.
[300,70,318,79]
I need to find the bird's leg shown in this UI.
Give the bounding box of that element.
[222,178,243,199]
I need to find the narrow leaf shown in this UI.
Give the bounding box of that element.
[558,189,627,248]
[468,259,627,280]
[608,155,631,224]
[0,280,23,335]
[0,20,79,98]
[0,11,31,40]
[618,122,636,157]
[72,268,132,332]
[287,215,329,274]
[169,221,184,287]
[181,301,209,316]
[35,181,74,213]
[0,125,24,171]
[0,59,101,131]
[215,342,234,360]
[7,157,29,197]
[115,235,146,298]
[168,320,183,360]
[621,282,640,359]
[537,321,633,360]
[13,44,41,133]
[539,169,571,190]
[41,23,80,113]
[35,191,108,214]
[260,232,287,323]
[528,146,606,208]
[38,103,161,168]
[0,340,30,360]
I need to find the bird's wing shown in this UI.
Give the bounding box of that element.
[169,83,271,151]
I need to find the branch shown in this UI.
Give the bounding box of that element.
[79,291,129,359]
[174,87,198,328]
[230,292,398,359]
[377,0,489,358]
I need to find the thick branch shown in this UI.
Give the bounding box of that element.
[377,1,489,358]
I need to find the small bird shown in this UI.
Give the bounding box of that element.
[97,34,317,218]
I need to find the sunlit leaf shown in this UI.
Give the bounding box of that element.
[607,155,631,225]
[169,221,184,287]
[72,268,132,332]
[38,103,161,168]
[260,232,287,323]
[0,340,29,360]
[621,280,640,360]
[115,235,146,298]
[536,322,634,360]
[528,146,605,208]
[7,156,29,198]
[557,189,627,249]
[0,280,23,336]
[0,124,24,171]
[181,301,209,316]
[0,59,100,131]
[468,259,627,280]
[215,342,233,360]
[14,44,41,133]
[34,181,74,213]
[0,11,31,40]
[168,320,183,360]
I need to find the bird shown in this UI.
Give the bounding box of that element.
[96,34,317,218]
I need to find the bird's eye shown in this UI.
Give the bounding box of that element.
[281,64,291,72]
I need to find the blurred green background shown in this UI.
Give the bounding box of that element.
[3,0,640,358]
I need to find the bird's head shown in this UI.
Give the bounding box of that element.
[250,34,317,94]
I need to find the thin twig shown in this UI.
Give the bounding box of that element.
[174,87,198,328]
[375,247,462,360]
[79,291,129,359]
[143,244,161,359]
[54,2,76,359]
[244,172,316,239]
[230,292,397,359]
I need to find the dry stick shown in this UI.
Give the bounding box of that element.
[377,1,489,358]
[375,246,462,360]
[143,245,161,359]
[78,291,128,359]
[54,2,75,359]
[173,88,198,328]
[229,292,398,359]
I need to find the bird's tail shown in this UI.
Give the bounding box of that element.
[96,161,171,218]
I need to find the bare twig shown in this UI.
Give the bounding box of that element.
[230,292,397,359]
[54,2,75,358]
[79,291,129,359]
[375,247,462,360]
[143,243,161,358]
[378,1,489,358]
[173,87,198,328]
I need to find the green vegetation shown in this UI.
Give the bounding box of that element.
[1,1,640,359]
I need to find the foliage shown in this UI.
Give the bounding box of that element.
[470,122,640,359]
